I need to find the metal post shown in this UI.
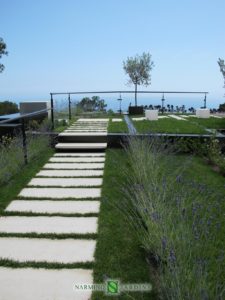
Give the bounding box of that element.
[161,93,165,114]
[204,94,207,108]
[117,93,122,115]
[50,93,54,130]
[68,93,71,120]
[135,84,137,106]
[21,119,28,164]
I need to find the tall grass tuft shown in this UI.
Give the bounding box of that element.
[119,137,224,299]
[0,121,51,186]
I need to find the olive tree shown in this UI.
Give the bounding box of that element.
[218,58,225,88]
[123,52,154,106]
[0,38,8,73]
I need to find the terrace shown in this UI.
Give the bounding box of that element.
[0,99,224,299]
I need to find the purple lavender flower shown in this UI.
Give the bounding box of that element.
[168,249,176,264]
[162,237,167,251]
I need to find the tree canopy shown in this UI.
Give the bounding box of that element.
[0,38,8,73]
[77,96,107,112]
[0,101,19,116]
[123,52,154,106]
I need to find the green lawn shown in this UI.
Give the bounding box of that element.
[188,117,225,129]
[133,118,207,134]
[107,119,129,133]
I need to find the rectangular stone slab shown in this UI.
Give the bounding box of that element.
[55,143,107,150]
[77,118,109,121]
[0,216,98,234]
[5,200,100,214]
[0,267,92,300]
[28,178,103,187]
[0,237,96,263]
[168,115,187,120]
[112,118,123,122]
[53,153,105,157]
[19,188,101,199]
[67,128,107,130]
[36,170,104,177]
[69,124,108,126]
[59,132,107,136]
[43,163,104,169]
[49,157,105,163]
[64,130,107,132]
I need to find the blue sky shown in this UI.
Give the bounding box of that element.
[0,0,225,109]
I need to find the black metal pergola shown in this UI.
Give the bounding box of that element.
[50,90,209,127]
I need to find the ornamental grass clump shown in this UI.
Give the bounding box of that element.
[120,137,224,299]
[0,121,50,186]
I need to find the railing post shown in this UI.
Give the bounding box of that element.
[161,93,165,114]
[68,93,71,121]
[204,94,207,108]
[21,119,28,164]
[50,93,54,130]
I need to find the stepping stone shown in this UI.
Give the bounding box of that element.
[0,216,98,234]
[60,133,107,136]
[64,129,107,131]
[6,200,100,214]
[158,116,169,119]
[78,118,109,121]
[211,115,222,118]
[49,157,105,163]
[55,143,107,150]
[168,115,187,121]
[53,153,105,157]
[36,170,104,177]
[112,118,122,122]
[69,128,107,130]
[0,267,92,300]
[71,125,108,128]
[19,188,101,199]
[28,178,103,187]
[64,130,107,133]
[132,117,146,121]
[68,126,107,128]
[0,237,96,263]
[43,163,104,169]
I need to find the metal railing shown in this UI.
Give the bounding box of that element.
[50,90,209,122]
[0,108,52,164]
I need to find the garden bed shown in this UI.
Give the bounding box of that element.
[93,143,225,299]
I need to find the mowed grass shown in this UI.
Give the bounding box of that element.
[107,118,129,133]
[93,149,156,300]
[188,117,225,129]
[134,118,207,134]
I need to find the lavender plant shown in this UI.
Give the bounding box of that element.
[119,138,225,299]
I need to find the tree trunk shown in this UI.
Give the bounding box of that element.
[135,83,137,106]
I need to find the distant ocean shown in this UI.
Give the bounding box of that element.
[5,94,224,112]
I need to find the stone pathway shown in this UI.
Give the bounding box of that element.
[0,118,109,300]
